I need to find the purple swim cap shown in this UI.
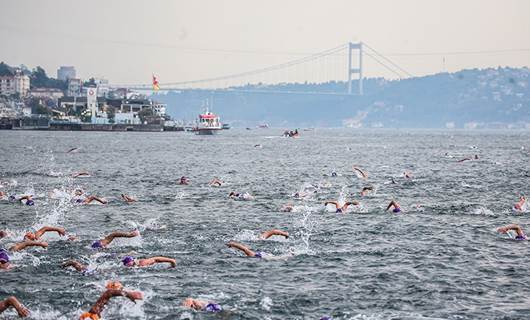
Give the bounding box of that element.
[0,249,9,263]
[320,317,332,320]
[122,256,135,266]
[91,240,103,249]
[205,303,222,312]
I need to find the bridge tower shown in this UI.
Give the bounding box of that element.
[347,42,363,95]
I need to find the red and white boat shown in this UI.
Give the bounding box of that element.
[193,109,223,135]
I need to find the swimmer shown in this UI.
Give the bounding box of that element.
[403,171,413,179]
[0,249,13,270]
[9,240,48,252]
[62,260,89,273]
[497,224,527,240]
[121,256,176,268]
[209,178,223,187]
[23,226,66,241]
[183,298,222,312]
[120,194,136,203]
[226,241,265,258]
[0,296,29,317]
[360,186,374,196]
[228,192,254,200]
[385,200,402,213]
[79,281,143,320]
[260,229,289,239]
[72,171,90,178]
[457,155,479,163]
[352,166,367,179]
[331,170,337,177]
[91,230,140,249]
[17,195,34,206]
[279,204,294,212]
[513,196,527,212]
[324,200,360,213]
[179,176,190,185]
[73,189,108,205]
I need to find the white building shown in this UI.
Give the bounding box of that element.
[94,78,110,97]
[0,73,30,96]
[57,66,76,81]
[67,78,82,97]
[29,88,64,99]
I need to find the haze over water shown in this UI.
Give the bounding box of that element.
[1,129,529,319]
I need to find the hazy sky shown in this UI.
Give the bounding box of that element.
[1,0,529,86]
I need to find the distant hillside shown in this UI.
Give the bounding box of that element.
[154,67,530,129]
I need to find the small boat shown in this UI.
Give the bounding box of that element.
[257,124,269,129]
[193,108,223,135]
[222,123,231,130]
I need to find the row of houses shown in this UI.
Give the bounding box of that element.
[56,96,167,125]
[0,72,31,96]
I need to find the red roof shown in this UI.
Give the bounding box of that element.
[199,114,217,119]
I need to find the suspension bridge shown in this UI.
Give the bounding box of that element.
[115,42,413,96]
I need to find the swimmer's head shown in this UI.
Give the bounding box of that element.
[0,249,9,263]
[91,240,103,249]
[24,232,36,241]
[105,281,123,290]
[122,256,135,266]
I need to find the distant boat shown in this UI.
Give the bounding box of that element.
[192,108,223,135]
[257,124,269,129]
[222,123,231,130]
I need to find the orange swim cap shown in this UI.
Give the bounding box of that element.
[105,281,123,290]
[79,312,100,320]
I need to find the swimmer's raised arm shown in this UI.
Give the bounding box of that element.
[324,201,339,208]
[88,289,143,316]
[34,226,66,239]
[17,195,32,203]
[62,260,87,272]
[121,194,136,203]
[344,201,360,208]
[10,241,48,252]
[101,230,139,246]
[140,257,176,268]
[385,200,399,211]
[226,241,256,257]
[260,229,289,239]
[497,224,525,236]
[0,296,30,317]
[72,172,90,178]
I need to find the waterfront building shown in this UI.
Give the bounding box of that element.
[67,78,82,97]
[29,88,64,99]
[0,72,30,96]
[57,66,76,81]
[94,78,110,97]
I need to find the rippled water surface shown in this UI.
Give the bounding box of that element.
[1,129,530,320]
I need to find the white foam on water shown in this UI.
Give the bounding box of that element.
[260,296,273,311]
[234,229,259,242]
[469,206,496,216]
[127,218,166,232]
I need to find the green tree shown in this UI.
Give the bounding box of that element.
[106,105,116,123]
[138,108,154,123]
